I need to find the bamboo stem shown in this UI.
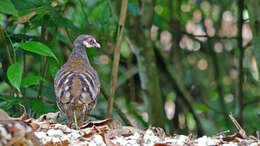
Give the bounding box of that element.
[107,0,128,118]
[237,0,245,125]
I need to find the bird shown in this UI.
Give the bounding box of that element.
[54,34,101,129]
[0,109,34,146]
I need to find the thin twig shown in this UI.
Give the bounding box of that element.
[4,30,16,63]
[107,0,128,118]
[229,114,247,138]
[215,130,230,136]
[0,26,13,65]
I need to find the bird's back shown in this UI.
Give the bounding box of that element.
[54,57,100,114]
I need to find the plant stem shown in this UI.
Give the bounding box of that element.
[22,53,26,96]
[107,0,128,118]
[0,26,13,65]
[4,30,16,63]
[37,56,47,98]
[38,27,48,98]
[209,41,229,119]
[237,0,245,125]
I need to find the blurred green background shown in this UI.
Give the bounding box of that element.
[0,0,259,136]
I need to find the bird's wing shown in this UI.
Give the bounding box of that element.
[54,68,74,104]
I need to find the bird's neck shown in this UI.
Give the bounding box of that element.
[69,45,90,63]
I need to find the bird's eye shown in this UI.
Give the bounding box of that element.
[90,39,94,44]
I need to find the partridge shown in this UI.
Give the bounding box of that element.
[54,35,101,128]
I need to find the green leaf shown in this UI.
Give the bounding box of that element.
[7,63,22,92]
[29,100,56,115]
[98,3,110,23]
[0,0,18,16]
[120,41,131,58]
[12,0,43,10]
[0,96,22,110]
[19,41,58,62]
[21,76,46,88]
[59,18,79,30]
[0,82,10,93]
[88,0,108,22]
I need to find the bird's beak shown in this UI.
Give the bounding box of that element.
[94,42,101,48]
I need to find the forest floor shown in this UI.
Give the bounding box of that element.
[1,111,259,146]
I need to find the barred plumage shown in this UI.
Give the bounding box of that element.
[55,71,99,104]
[54,35,100,128]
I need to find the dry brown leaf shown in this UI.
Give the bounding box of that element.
[105,128,133,139]
[82,131,95,138]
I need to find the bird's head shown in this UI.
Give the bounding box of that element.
[74,34,101,49]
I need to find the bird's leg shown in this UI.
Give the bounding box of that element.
[74,111,79,130]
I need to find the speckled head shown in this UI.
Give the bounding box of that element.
[70,35,100,60]
[73,34,101,50]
